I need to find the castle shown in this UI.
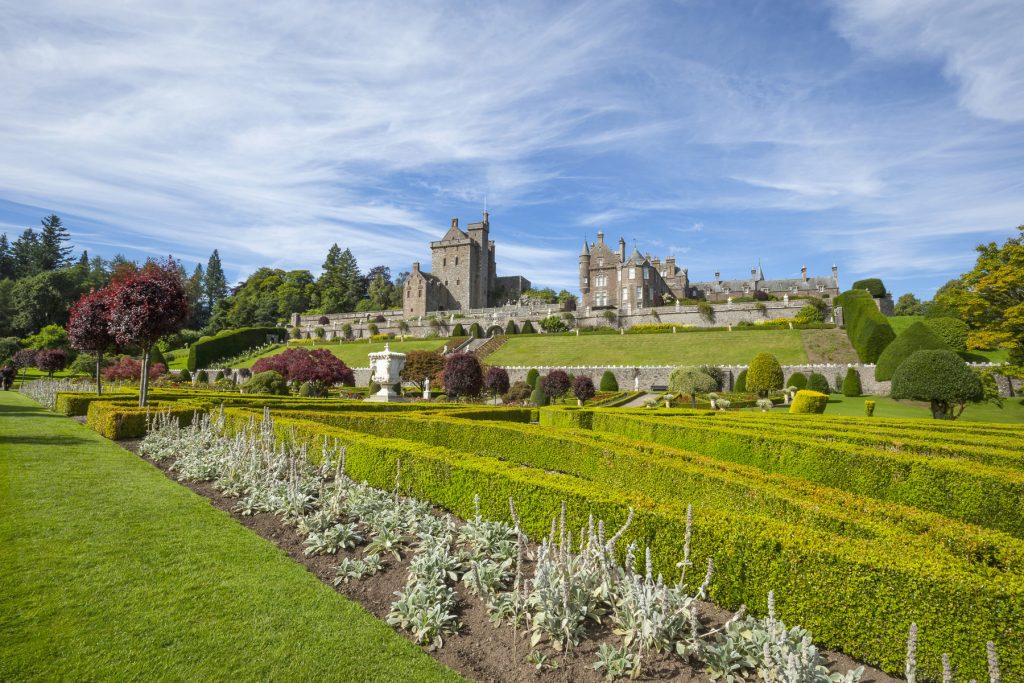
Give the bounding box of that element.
[578,231,839,309]
[403,212,530,317]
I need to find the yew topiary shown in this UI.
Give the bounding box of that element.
[789,390,829,414]
[530,383,548,406]
[787,372,808,390]
[924,317,969,352]
[746,353,784,396]
[526,368,540,388]
[668,366,717,396]
[875,321,949,381]
[599,370,619,392]
[842,368,862,397]
[807,372,830,394]
[504,320,518,335]
[451,323,466,337]
[891,349,983,419]
[520,320,536,334]
[734,369,747,392]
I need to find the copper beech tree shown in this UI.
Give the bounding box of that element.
[67,288,117,395]
[106,259,189,406]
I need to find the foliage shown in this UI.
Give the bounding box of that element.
[789,390,828,414]
[504,320,518,335]
[852,278,887,297]
[669,366,718,395]
[245,370,290,396]
[469,322,483,339]
[102,356,166,382]
[67,289,115,356]
[599,370,619,391]
[318,245,363,314]
[530,383,549,406]
[520,320,536,334]
[400,351,445,389]
[955,226,1024,361]
[697,300,715,323]
[195,370,209,383]
[875,321,949,381]
[503,380,533,403]
[251,347,354,387]
[924,317,970,353]
[864,400,876,417]
[795,298,828,324]
[895,294,924,316]
[540,316,568,333]
[924,279,965,320]
[836,289,896,363]
[807,373,830,394]
[179,369,192,383]
[442,353,483,398]
[450,323,465,337]
[24,323,70,350]
[483,367,510,398]
[891,349,984,420]
[34,348,68,377]
[526,368,540,388]
[733,369,747,392]
[572,375,596,403]
[842,368,862,397]
[540,370,570,399]
[787,372,807,390]
[12,348,37,369]
[746,353,784,395]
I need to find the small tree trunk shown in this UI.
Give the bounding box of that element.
[95,352,103,396]
[930,400,950,420]
[139,348,150,407]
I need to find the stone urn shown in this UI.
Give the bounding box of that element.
[365,343,407,403]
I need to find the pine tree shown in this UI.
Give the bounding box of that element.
[318,244,362,313]
[204,249,228,315]
[38,214,73,270]
[12,228,42,277]
[188,263,206,328]
[0,234,15,280]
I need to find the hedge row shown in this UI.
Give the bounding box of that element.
[542,409,1024,537]
[216,409,1023,682]
[186,326,288,371]
[836,289,895,363]
[86,400,205,439]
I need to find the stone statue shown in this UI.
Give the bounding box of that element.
[727,296,733,304]
[423,377,430,400]
[634,376,640,391]
[442,344,449,355]
[783,293,789,304]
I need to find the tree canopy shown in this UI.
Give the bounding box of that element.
[955,225,1024,363]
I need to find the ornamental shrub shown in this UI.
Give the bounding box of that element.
[214,370,225,382]
[572,375,596,404]
[245,370,289,396]
[367,322,379,336]
[540,316,568,333]
[179,368,192,383]
[874,321,949,381]
[734,369,747,392]
[451,323,465,337]
[443,352,483,398]
[787,372,808,390]
[503,381,533,404]
[504,320,518,335]
[891,349,983,420]
[842,368,862,397]
[924,317,969,352]
[835,289,896,363]
[469,322,483,339]
[697,300,715,323]
[252,347,355,386]
[35,348,68,377]
[529,383,549,406]
[746,352,784,396]
[483,366,510,398]
[298,381,328,398]
[668,366,717,396]
[864,400,876,417]
[195,369,209,383]
[599,370,618,391]
[526,368,540,388]
[807,373,830,394]
[697,364,725,390]
[540,370,571,400]
[314,327,326,339]
[520,320,536,334]
[852,278,887,297]
[789,390,829,414]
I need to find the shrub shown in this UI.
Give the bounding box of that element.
[734,369,747,392]
[503,381,533,404]
[0,336,21,361]
[789,390,828,414]
[835,289,896,363]
[874,321,949,381]
[214,370,225,382]
[540,316,568,333]
[697,300,715,323]
[864,400,876,417]
[252,347,355,387]
[400,351,445,388]
[842,368,862,397]
[237,368,251,381]
[469,322,483,339]
[298,381,328,398]
[787,372,808,390]
[520,320,536,334]
[924,317,969,352]
[34,348,68,377]
[313,327,325,340]
[102,356,166,382]
[668,366,717,395]
[186,327,287,371]
[807,373,830,394]
[69,352,106,378]
[526,368,540,388]
[367,322,379,336]
[504,320,518,335]
[572,376,596,404]
[746,353,784,395]
[341,323,353,339]
[529,383,549,406]
[451,323,465,337]
[599,370,618,392]
[179,368,192,383]
[540,370,571,400]
[851,278,887,297]
[369,333,393,342]
[891,349,983,419]
[443,353,483,398]
[483,366,510,399]
[195,369,209,383]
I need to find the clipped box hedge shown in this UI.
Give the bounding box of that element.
[186,326,287,371]
[217,409,1023,682]
[85,400,207,439]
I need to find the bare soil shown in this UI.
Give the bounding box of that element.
[117,438,898,683]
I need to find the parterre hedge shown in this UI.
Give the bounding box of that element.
[836,289,896,363]
[186,326,287,371]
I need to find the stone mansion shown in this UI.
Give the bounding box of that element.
[403,212,530,317]
[579,231,840,310]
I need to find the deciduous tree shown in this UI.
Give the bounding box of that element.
[891,349,983,420]
[67,288,116,394]
[483,366,510,403]
[442,352,483,399]
[956,226,1024,363]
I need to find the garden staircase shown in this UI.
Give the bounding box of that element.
[471,335,508,361]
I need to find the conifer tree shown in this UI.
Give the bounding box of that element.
[0,234,15,280]
[204,249,228,314]
[12,228,42,277]
[38,214,73,270]
[188,263,206,328]
[318,244,362,313]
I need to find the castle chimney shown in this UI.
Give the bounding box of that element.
[715,271,720,284]
[482,210,489,225]
[618,237,625,261]
[832,263,839,282]
[451,217,459,228]
[412,262,420,272]
[751,267,757,280]
[801,265,807,282]
[597,231,604,243]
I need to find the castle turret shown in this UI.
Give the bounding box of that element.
[579,239,591,300]
[618,237,626,262]
[801,265,807,282]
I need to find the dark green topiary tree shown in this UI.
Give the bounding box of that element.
[526,368,539,388]
[530,383,549,406]
[852,278,887,297]
[179,368,192,383]
[923,317,969,352]
[746,353,784,396]
[599,370,618,392]
[520,320,536,334]
[504,320,518,335]
[890,349,983,419]
[734,369,747,392]
[469,322,483,339]
[807,372,830,394]
[842,368,862,397]
[875,321,949,381]
[214,370,225,382]
[787,372,808,389]
[451,323,465,337]
[195,369,209,383]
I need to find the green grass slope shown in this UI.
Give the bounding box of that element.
[237,339,447,369]
[0,390,461,683]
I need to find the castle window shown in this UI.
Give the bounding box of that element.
[643,267,649,280]
[598,259,604,267]
[583,277,589,285]
[636,286,642,300]
[443,258,446,267]
[456,280,460,285]
[455,257,459,266]
[621,287,628,302]
[629,268,636,280]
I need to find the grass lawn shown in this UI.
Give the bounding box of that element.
[0,390,461,682]
[237,339,447,369]
[485,329,809,367]
[818,392,1024,423]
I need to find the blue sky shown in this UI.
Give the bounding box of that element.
[1,0,1022,299]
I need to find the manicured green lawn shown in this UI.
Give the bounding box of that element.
[486,329,809,367]
[237,339,447,369]
[0,390,461,682]
[818,392,1024,423]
